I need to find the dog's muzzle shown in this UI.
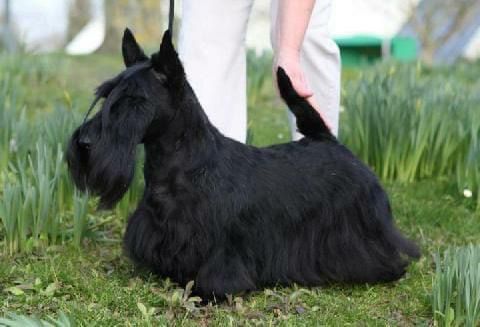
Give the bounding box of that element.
[78,135,91,149]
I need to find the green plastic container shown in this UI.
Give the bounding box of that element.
[391,37,418,62]
[334,35,418,67]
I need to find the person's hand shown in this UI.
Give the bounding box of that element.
[274,49,313,98]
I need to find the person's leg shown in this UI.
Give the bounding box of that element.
[302,1,341,137]
[271,0,341,139]
[179,0,254,143]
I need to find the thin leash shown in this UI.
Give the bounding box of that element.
[82,96,102,125]
[169,0,175,34]
[82,1,176,125]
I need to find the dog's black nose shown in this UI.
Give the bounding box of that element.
[78,135,91,149]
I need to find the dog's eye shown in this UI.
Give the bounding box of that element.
[111,96,144,114]
[127,96,146,107]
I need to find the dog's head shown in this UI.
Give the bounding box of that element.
[67,29,185,208]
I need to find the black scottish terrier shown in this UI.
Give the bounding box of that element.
[67,29,420,300]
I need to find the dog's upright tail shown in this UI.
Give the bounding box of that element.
[276,67,333,140]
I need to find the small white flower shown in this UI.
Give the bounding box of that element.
[9,138,18,153]
[277,133,284,139]
[463,189,473,198]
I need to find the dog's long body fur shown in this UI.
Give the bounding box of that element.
[67,30,420,300]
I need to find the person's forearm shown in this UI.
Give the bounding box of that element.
[276,0,316,55]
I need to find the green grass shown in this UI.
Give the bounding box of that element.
[1,52,480,325]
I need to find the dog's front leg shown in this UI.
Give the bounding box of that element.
[123,206,160,269]
[194,248,257,301]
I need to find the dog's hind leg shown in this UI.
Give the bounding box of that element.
[194,248,257,301]
[318,187,420,284]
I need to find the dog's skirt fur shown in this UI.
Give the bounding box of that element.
[67,29,420,300]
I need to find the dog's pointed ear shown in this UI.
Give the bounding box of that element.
[122,28,148,67]
[151,30,185,83]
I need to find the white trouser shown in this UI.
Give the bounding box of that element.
[179,0,341,143]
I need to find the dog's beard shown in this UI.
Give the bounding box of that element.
[67,127,137,209]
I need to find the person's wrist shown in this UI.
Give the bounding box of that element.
[276,46,301,60]
[275,47,301,71]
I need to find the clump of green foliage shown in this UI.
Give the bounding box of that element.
[0,54,143,255]
[432,245,480,326]
[0,311,73,327]
[341,61,480,209]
